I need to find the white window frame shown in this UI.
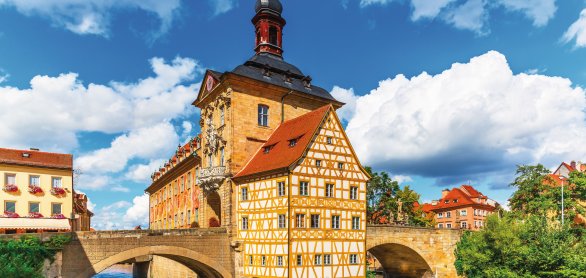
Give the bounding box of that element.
[261,255,266,267]
[438,212,443,218]
[349,254,358,264]
[297,255,302,266]
[278,182,286,196]
[314,254,321,265]
[278,214,286,229]
[461,221,468,229]
[311,214,320,229]
[51,177,62,188]
[299,181,309,196]
[5,201,16,213]
[258,104,269,127]
[460,209,467,216]
[324,254,331,265]
[296,214,305,228]
[29,175,40,186]
[277,256,283,267]
[350,186,358,200]
[326,184,334,198]
[352,216,360,230]
[241,187,248,201]
[331,215,340,229]
[242,217,249,230]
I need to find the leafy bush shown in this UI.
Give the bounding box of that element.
[0,235,71,278]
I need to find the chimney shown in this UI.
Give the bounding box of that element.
[441,189,450,198]
[30,148,40,151]
[571,161,577,169]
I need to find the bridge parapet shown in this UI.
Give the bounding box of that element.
[73,227,227,239]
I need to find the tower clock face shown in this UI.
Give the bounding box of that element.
[206,76,215,92]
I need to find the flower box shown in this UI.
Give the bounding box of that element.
[51,187,66,196]
[52,214,66,219]
[3,184,18,193]
[4,211,20,218]
[28,185,43,194]
[29,212,43,218]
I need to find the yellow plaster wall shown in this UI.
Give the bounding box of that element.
[0,164,73,220]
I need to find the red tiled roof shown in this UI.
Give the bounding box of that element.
[421,185,496,212]
[0,148,72,170]
[234,105,331,178]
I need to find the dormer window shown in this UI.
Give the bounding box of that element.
[453,199,458,203]
[263,145,273,154]
[289,139,297,147]
[444,200,449,204]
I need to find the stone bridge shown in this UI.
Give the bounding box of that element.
[18,225,463,277]
[367,225,463,278]
[61,228,233,278]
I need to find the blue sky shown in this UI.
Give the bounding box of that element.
[0,0,585,229]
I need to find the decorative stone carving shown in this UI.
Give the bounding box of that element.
[196,166,228,192]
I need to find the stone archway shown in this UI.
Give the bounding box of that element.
[77,245,232,278]
[368,243,434,278]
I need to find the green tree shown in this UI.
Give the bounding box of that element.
[455,213,586,278]
[509,164,556,216]
[0,235,70,278]
[365,167,432,227]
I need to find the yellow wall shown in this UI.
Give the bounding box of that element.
[0,164,73,221]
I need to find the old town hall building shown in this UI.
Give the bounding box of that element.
[146,1,370,277]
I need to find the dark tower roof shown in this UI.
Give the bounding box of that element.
[255,0,283,15]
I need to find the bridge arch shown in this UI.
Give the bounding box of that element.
[368,242,434,278]
[76,245,233,278]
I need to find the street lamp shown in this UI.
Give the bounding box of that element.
[561,180,565,226]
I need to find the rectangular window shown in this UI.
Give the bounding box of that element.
[338,162,344,170]
[29,176,40,186]
[249,255,253,266]
[180,212,184,226]
[460,209,467,216]
[208,153,213,167]
[241,187,248,201]
[258,104,269,127]
[220,148,225,167]
[314,255,321,265]
[5,201,16,213]
[261,255,266,267]
[277,256,283,267]
[278,214,286,229]
[352,216,360,230]
[316,160,322,167]
[242,217,249,230]
[195,208,199,224]
[181,177,185,192]
[350,186,358,200]
[446,223,452,228]
[220,106,225,126]
[327,137,333,145]
[438,212,443,218]
[446,212,451,218]
[326,184,334,198]
[350,254,358,264]
[296,255,302,266]
[311,214,320,229]
[28,202,39,213]
[461,221,467,229]
[438,223,444,228]
[51,177,62,188]
[331,215,340,229]
[5,174,15,185]
[324,254,331,265]
[289,139,297,147]
[278,182,286,197]
[296,214,305,228]
[299,181,309,196]
[52,203,62,215]
[187,172,192,190]
[187,210,191,225]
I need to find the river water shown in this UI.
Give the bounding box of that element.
[92,264,132,278]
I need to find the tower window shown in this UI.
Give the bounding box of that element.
[269,26,278,46]
[258,104,269,127]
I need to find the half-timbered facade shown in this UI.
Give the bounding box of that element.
[234,105,370,278]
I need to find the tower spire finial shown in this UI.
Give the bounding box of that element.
[252,0,286,57]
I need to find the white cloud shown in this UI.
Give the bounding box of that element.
[392,175,413,184]
[358,0,557,34]
[562,9,586,48]
[210,0,236,16]
[0,57,201,152]
[0,74,8,84]
[338,51,586,187]
[331,86,359,123]
[0,0,182,38]
[125,159,165,183]
[497,0,557,27]
[410,0,456,20]
[91,194,149,230]
[75,122,179,174]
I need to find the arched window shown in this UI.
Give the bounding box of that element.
[269,26,278,46]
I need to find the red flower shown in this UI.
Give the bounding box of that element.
[51,187,66,196]
[4,211,20,218]
[28,185,43,194]
[3,184,18,193]
[29,212,43,218]
[52,214,66,219]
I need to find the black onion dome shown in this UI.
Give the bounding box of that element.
[255,0,283,14]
